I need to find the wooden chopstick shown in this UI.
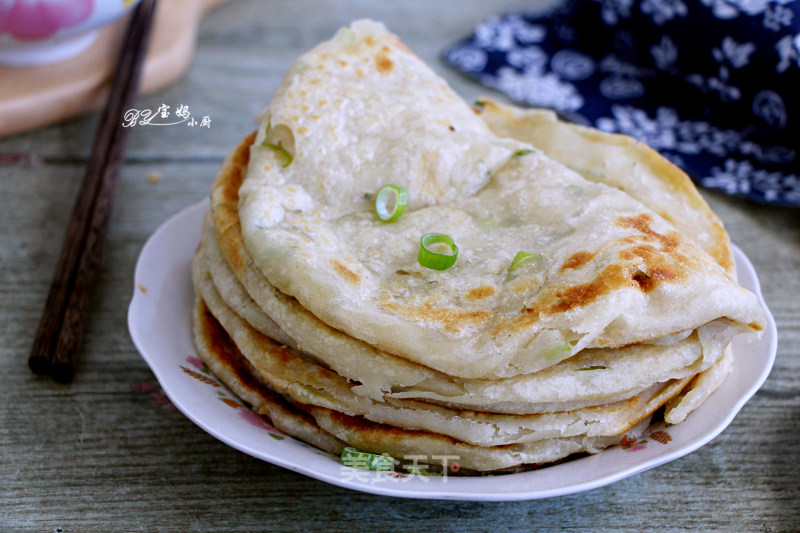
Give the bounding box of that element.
[28,0,158,383]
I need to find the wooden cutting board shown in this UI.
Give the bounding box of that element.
[0,0,231,137]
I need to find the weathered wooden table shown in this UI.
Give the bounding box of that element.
[2,1,798,530]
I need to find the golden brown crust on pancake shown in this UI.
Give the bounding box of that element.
[194,236,703,460]
[210,131,255,286]
[375,52,394,74]
[192,137,735,471]
[560,251,598,272]
[329,259,362,286]
[465,285,496,301]
[476,99,735,276]
[494,260,665,336]
[193,295,346,455]
[192,80,756,470]
[380,299,491,334]
[198,297,271,396]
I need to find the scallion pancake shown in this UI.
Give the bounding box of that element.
[189,19,768,473]
[237,20,765,380]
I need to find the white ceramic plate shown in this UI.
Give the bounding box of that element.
[128,199,778,501]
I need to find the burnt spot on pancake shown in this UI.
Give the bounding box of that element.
[375,52,394,74]
[748,321,764,331]
[559,250,597,272]
[465,285,495,300]
[330,259,362,286]
[631,269,656,292]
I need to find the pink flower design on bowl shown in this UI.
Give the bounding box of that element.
[0,0,95,41]
[0,0,141,66]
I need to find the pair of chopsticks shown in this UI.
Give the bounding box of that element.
[28,0,158,383]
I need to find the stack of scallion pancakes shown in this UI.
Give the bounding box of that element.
[191,20,767,475]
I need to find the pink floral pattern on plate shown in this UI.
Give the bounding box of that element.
[181,356,287,441]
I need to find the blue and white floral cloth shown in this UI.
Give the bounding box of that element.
[443,0,800,207]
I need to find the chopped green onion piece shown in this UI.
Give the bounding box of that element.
[405,466,442,476]
[576,365,607,371]
[509,251,543,271]
[418,233,458,270]
[375,184,407,222]
[340,447,393,471]
[513,149,535,157]
[473,99,486,109]
[337,26,356,45]
[543,342,572,362]
[482,216,499,229]
[262,143,292,167]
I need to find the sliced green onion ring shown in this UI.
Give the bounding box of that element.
[262,143,292,167]
[509,251,543,271]
[418,233,458,270]
[375,184,407,221]
[340,447,394,471]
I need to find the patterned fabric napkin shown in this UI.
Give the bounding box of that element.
[443,0,800,207]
